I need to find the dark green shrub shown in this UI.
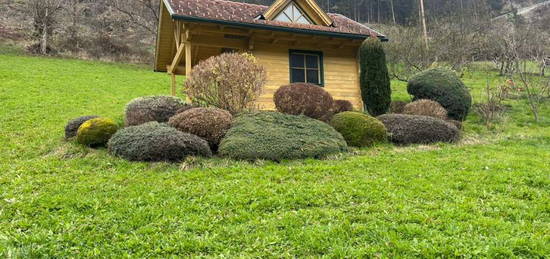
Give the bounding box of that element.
[274,83,334,121]
[403,99,448,120]
[219,112,347,161]
[360,37,392,116]
[168,107,233,151]
[377,114,460,145]
[65,115,99,139]
[333,100,354,114]
[407,68,472,121]
[330,112,387,147]
[390,101,408,114]
[108,122,211,162]
[76,118,118,146]
[125,96,187,126]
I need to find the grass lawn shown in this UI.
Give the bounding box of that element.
[0,53,549,257]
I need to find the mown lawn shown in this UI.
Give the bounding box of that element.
[0,54,549,257]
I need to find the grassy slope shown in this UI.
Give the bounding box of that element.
[0,54,548,257]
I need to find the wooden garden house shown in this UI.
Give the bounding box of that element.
[154,0,386,109]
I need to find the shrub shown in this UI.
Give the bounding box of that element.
[447,119,463,130]
[333,100,354,114]
[330,112,387,147]
[360,37,392,116]
[76,118,118,146]
[219,112,347,161]
[377,114,460,145]
[168,107,233,151]
[403,99,448,120]
[407,68,472,121]
[184,53,267,114]
[390,101,408,114]
[125,96,186,126]
[274,83,334,120]
[65,115,99,139]
[175,104,199,115]
[108,122,211,162]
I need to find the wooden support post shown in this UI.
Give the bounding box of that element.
[185,41,192,76]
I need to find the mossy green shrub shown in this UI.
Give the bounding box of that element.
[219,112,347,161]
[168,107,233,151]
[76,118,118,146]
[377,114,460,145]
[403,99,448,120]
[108,122,212,162]
[65,115,99,139]
[360,37,392,116]
[390,101,408,114]
[125,96,186,126]
[330,112,387,147]
[407,68,472,121]
[274,83,334,121]
[333,100,354,114]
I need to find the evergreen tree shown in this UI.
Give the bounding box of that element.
[359,37,391,116]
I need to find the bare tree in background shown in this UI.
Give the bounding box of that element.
[24,0,66,54]
[112,0,159,38]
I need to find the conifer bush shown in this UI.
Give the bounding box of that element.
[168,107,233,151]
[65,115,99,139]
[377,114,460,145]
[274,83,334,121]
[407,68,472,121]
[108,122,211,162]
[219,112,347,161]
[333,100,354,114]
[184,53,266,114]
[125,96,187,126]
[76,118,118,146]
[360,37,392,116]
[403,99,448,120]
[330,112,387,147]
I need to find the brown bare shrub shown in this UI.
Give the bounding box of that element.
[390,101,408,114]
[333,100,354,114]
[274,83,334,121]
[184,53,267,114]
[403,99,448,120]
[168,107,233,151]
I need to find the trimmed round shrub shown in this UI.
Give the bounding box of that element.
[390,101,408,114]
[447,119,463,130]
[125,96,186,126]
[377,114,460,145]
[108,122,212,162]
[76,118,118,146]
[330,112,387,147]
[407,68,472,121]
[168,107,233,151]
[219,112,347,161]
[403,99,448,120]
[333,100,354,114]
[65,115,99,139]
[274,83,334,121]
[175,104,199,115]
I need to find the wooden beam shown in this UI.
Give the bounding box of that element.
[185,41,192,77]
[170,74,177,96]
[169,43,186,74]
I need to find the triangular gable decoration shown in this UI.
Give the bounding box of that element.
[263,0,333,27]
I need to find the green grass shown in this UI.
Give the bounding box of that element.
[0,54,549,257]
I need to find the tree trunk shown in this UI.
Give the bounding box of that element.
[419,0,429,51]
[390,0,396,24]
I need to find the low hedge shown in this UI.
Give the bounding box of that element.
[333,100,354,114]
[125,96,187,126]
[377,114,460,145]
[274,83,334,121]
[76,118,118,146]
[65,115,99,139]
[330,112,387,147]
[219,112,347,161]
[403,99,448,120]
[108,122,211,162]
[168,107,233,151]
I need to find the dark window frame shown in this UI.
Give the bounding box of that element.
[288,49,324,86]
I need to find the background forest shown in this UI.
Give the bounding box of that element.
[0,0,548,77]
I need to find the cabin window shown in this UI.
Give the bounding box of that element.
[274,2,313,24]
[289,50,323,86]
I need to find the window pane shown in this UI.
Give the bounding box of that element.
[296,16,310,24]
[290,54,305,68]
[274,13,291,22]
[306,69,319,84]
[291,69,306,83]
[306,55,319,68]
